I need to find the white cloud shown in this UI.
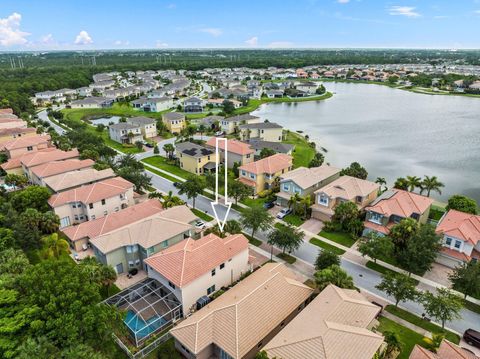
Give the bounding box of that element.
[114,40,130,46]
[388,6,421,17]
[41,33,54,44]
[156,40,169,48]
[74,30,93,45]
[0,12,30,46]
[337,0,350,3]
[199,28,223,37]
[267,41,294,48]
[245,36,258,47]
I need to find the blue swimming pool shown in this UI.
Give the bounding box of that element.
[124,310,167,339]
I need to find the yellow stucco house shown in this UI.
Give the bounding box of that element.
[162,112,186,134]
[176,141,216,175]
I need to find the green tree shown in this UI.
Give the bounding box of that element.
[357,232,393,263]
[116,153,144,171]
[259,147,276,159]
[406,175,422,192]
[0,228,15,251]
[4,173,27,189]
[197,124,206,140]
[224,220,242,234]
[163,143,175,160]
[448,261,480,299]
[316,84,326,94]
[393,177,409,190]
[375,272,418,307]
[421,288,463,329]
[267,223,304,254]
[116,167,151,194]
[446,195,477,215]
[314,265,355,291]
[332,201,361,234]
[227,180,253,205]
[222,100,235,114]
[340,162,368,180]
[315,249,340,270]
[389,217,418,252]
[177,175,206,209]
[40,233,69,259]
[161,191,184,208]
[10,186,52,213]
[39,211,60,234]
[420,176,444,197]
[383,331,402,358]
[79,149,100,161]
[134,140,144,151]
[153,145,159,154]
[240,205,274,240]
[308,152,324,168]
[375,177,387,192]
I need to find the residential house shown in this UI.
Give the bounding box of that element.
[183,97,204,113]
[264,284,384,359]
[43,168,116,193]
[0,134,51,159]
[246,139,294,156]
[90,205,197,274]
[276,165,341,208]
[296,81,318,94]
[108,123,143,144]
[220,114,261,135]
[69,97,114,109]
[131,96,173,112]
[410,339,479,359]
[205,138,254,168]
[435,210,480,268]
[176,141,216,175]
[239,153,293,194]
[170,263,314,359]
[193,115,224,131]
[62,199,163,252]
[363,189,434,237]
[238,122,283,142]
[266,90,284,98]
[312,175,380,222]
[48,177,135,228]
[0,118,27,130]
[162,112,186,134]
[0,127,37,145]
[126,116,157,139]
[145,233,250,315]
[207,98,242,109]
[30,159,95,186]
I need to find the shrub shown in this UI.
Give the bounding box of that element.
[257,189,273,198]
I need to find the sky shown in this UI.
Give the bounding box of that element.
[0,0,479,51]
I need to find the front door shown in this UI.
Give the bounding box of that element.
[115,263,124,274]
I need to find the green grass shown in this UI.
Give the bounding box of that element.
[147,338,181,359]
[282,213,305,226]
[144,165,181,183]
[282,131,316,168]
[385,305,460,344]
[191,208,214,222]
[241,196,269,207]
[429,205,446,221]
[277,252,297,264]
[309,238,346,255]
[244,234,262,247]
[101,133,143,154]
[376,316,427,359]
[142,156,191,180]
[318,230,356,247]
[62,102,169,121]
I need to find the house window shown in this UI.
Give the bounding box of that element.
[128,260,134,268]
[168,281,176,289]
[211,269,216,276]
[27,146,33,151]
[208,155,210,160]
[91,215,96,220]
[114,207,119,212]
[74,215,79,221]
[283,184,290,192]
[89,203,93,209]
[445,237,452,246]
[135,259,140,266]
[454,240,462,249]
[101,199,106,205]
[249,173,255,179]
[220,263,225,269]
[369,212,383,224]
[207,285,215,295]
[161,240,169,248]
[241,170,246,176]
[246,154,251,158]
[103,210,108,216]
[318,194,328,206]
[198,158,201,163]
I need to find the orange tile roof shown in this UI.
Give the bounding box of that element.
[20,148,79,168]
[366,189,433,218]
[436,210,480,246]
[440,247,472,262]
[0,127,36,137]
[239,153,292,175]
[0,134,50,151]
[30,159,95,179]
[48,177,133,207]
[206,138,254,156]
[410,340,479,359]
[145,233,249,288]
[238,177,257,187]
[0,108,13,114]
[1,148,60,170]
[62,199,163,242]
[364,220,391,235]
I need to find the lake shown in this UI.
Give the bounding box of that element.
[90,116,120,126]
[252,82,480,203]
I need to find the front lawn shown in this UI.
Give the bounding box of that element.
[376,316,426,359]
[282,213,305,226]
[282,131,316,168]
[318,230,356,247]
[241,196,269,208]
[101,133,143,154]
[244,233,262,247]
[277,252,296,264]
[191,208,214,222]
[309,238,346,255]
[385,305,460,344]
[142,156,191,180]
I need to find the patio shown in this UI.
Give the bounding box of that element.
[115,270,148,290]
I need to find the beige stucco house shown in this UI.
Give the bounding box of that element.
[108,123,143,144]
[48,176,135,228]
[219,114,261,135]
[311,175,380,222]
[238,122,283,142]
[0,127,37,146]
[126,116,157,139]
[43,167,116,193]
[29,159,95,186]
[162,112,186,134]
[176,141,216,175]
[0,134,51,159]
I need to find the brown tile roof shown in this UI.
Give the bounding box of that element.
[239,153,292,175]
[30,159,95,179]
[20,148,80,168]
[0,134,50,151]
[48,177,133,207]
[365,189,433,218]
[90,205,197,253]
[44,168,116,192]
[281,166,341,189]
[206,138,254,156]
[62,199,163,242]
[264,285,383,359]
[0,127,36,137]
[315,175,379,200]
[410,345,438,359]
[409,340,479,359]
[145,233,249,288]
[436,210,480,246]
[170,263,313,359]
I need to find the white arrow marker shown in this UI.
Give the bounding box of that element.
[211,137,232,232]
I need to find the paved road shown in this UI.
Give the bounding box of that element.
[147,169,480,334]
[37,109,66,135]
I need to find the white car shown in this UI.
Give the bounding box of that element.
[195,220,206,229]
[276,208,292,219]
[215,131,225,136]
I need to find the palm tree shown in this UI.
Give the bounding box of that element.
[162,191,184,208]
[375,177,387,193]
[198,124,206,140]
[288,193,302,214]
[300,195,312,219]
[99,265,117,297]
[383,331,402,357]
[420,176,444,197]
[163,143,175,160]
[406,175,422,192]
[41,233,69,259]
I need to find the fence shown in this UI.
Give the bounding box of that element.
[114,331,172,359]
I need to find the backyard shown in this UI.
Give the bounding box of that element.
[282,131,316,168]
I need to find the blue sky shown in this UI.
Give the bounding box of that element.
[1,0,479,50]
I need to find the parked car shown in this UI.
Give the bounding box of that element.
[195,220,206,229]
[145,143,154,148]
[464,329,480,348]
[276,208,292,219]
[173,182,181,188]
[263,201,275,209]
[215,131,224,136]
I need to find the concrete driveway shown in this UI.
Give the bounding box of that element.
[300,219,324,240]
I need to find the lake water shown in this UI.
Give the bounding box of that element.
[252,82,480,203]
[90,116,120,126]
